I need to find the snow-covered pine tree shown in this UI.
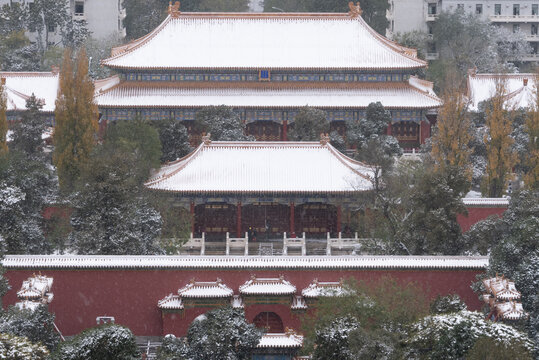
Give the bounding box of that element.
[0,79,7,157]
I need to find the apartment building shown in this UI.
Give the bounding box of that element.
[388,0,539,61]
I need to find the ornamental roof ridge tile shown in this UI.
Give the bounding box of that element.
[239,275,296,295]
[2,255,490,269]
[257,330,304,348]
[462,197,509,206]
[178,278,234,298]
[102,11,425,70]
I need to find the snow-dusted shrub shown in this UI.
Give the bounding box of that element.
[312,316,359,360]
[429,294,467,314]
[404,310,535,359]
[0,332,49,359]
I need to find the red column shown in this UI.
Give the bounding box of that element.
[386,123,392,135]
[336,205,342,234]
[282,120,288,141]
[420,120,431,145]
[190,201,195,235]
[289,202,295,237]
[236,202,242,238]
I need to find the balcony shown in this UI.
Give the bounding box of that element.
[426,52,439,60]
[526,34,539,41]
[522,53,539,61]
[426,13,439,22]
[489,15,539,22]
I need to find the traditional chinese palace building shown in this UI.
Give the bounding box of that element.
[145,138,374,239]
[95,2,442,149]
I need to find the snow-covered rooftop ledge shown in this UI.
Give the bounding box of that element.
[462,198,509,207]
[3,255,488,270]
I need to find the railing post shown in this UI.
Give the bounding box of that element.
[226,232,230,256]
[326,232,331,256]
[244,232,249,256]
[283,233,287,256]
[201,232,205,256]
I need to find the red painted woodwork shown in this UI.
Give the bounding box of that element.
[282,120,288,141]
[190,201,195,234]
[336,206,342,233]
[295,203,337,237]
[194,203,236,239]
[3,267,484,337]
[458,206,507,232]
[237,202,242,237]
[241,204,289,237]
[253,312,284,333]
[290,202,295,237]
[246,122,281,141]
[420,120,431,145]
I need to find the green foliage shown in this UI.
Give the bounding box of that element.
[53,323,140,360]
[0,305,60,352]
[392,31,428,59]
[105,118,162,183]
[303,276,429,358]
[84,35,123,79]
[429,294,467,314]
[9,96,45,157]
[288,106,329,141]
[466,336,533,360]
[158,307,263,360]
[0,332,49,359]
[152,200,192,254]
[0,80,7,157]
[153,119,192,163]
[194,105,254,141]
[0,30,40,71]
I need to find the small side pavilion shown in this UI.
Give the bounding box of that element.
[145,136,374,240]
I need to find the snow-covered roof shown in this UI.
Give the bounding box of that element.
[0,72,59,112]
[3,255,489,269]
[158,294,184,309]
[145,141,374,194]
[15,300,44,311]
[178,279,233,298]
[301,279,344,298]
[462,198,509,207]
[495,302,527,320]
[95,81,441,110]
[94,75,121,95]
[17,275,53,300]
[102,7,425,71]
[239,275,296,295]
[467,72,537,111]
[257,330,303,348]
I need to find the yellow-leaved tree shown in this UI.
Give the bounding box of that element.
[523,78,539,189]
[482,81,517,197]
[53,48,98,192]
[431,84,473,178]
[0,78,8,157]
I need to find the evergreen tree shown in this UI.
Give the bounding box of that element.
[194,105,254,141]
[154,119,192,163]
[9,95,46,158]
[53,48,98,192]
[431,85,473,178]
[524,91,539,189]
[289,106,329,141]
[0,305,60,352]
[0,333,50,359]
[53,324,139,360]
[482,82,517,197]
[25,0,69,55]
[0,79,7,157]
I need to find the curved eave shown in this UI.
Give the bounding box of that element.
[98,103,440,110]
[103,64,427,71]
[144,188,367,195]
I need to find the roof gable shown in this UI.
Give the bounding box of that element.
[102,12,425,71]
[144,140,374,194]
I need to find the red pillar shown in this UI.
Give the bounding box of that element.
[420,120,431,145]
[236,202,242,238]
[289,202,295,237]
[336,205,342,234]
[190,201,195,235]
[386,123,392,135]
[282,120,288,141]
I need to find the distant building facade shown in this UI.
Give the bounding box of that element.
[387,0,539,62]
[96,2,442,150]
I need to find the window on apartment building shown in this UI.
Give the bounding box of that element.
[495,4,502,14]
[428,3,437,15]
[532,24,538,34]
[476,4,483,14]
[514,24,520,32]
[74,1,84,16]
[533,4,538,15]
[513,4,520,15]
[457,3,464,10]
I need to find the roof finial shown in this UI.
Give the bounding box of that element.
[168,1,181,18]
[348,2,363,17]
[320,133,330,145]
[202,132,211,145]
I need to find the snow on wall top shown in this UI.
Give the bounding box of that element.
[144,141,375,194]
[257,332,303,348]
[95,81,442,110]
[239,275,296,295]
[462,198,509,207]
[178,279,234,298]
[3,255,489,270]
[467,72,537,111]
[101,12,425,70]
[0,72,59,112]
[301,280,344,298]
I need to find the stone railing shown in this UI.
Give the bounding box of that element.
[326,232,361,255]
[181,233,205,255]
[283,232,306,256]
[226,232,249,256]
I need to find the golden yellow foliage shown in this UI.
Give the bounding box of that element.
[482,81,517,197]
[53,48,98,191]
[431,87,472,178]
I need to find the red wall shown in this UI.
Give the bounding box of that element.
[458,207,507,232]
[4,268,484,337]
